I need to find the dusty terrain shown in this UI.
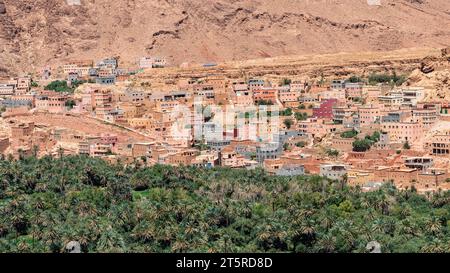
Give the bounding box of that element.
[133,47,442,91]
[1,0,450,76]
[406,47,450,101]
[1,112,152,143]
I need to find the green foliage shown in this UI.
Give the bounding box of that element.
[283,119,293,129]
[65,99,76,109]
[352,139,372,152]
[256,100,274,106]
[340,129,358,139]
[403,141,411,150]
[368,72,407,86]
[295,141,307,148]
[0,156,449,253]
[280,108,293,116]
[326,149,339,157]
[71,80,86,89]
[44,80,73,93]
[348,76,363,83]
[351,131,380,152]
[365,131,381,143]
[280,78,292,86]
[352,97,364,104]
[31,82,39,88]
[295,112,308,121]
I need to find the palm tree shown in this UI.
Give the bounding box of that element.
[96,226,126,253]
[426,217,442,236]
[316,234,336,253]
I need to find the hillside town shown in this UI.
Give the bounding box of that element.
[0,55,449,195]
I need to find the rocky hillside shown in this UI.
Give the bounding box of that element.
[1,0,450,76]
[406,47,450,101]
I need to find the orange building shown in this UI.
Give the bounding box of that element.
[253,88,278,104]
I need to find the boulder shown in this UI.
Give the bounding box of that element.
[65,241,81,253]
[366,241,382,253]
[420,56,436,74]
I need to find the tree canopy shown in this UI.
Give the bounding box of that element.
[0,156,449,253]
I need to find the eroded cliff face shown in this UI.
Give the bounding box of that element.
[1,0,450,76]
[406,47,450,101]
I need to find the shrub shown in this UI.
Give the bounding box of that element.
[295,141,307,148]
[341,129,358,139]
[348,76,363,83]
[283,119,293,129]
[352,139,372,152]
[45,80,73,93]
[295,112,308,121]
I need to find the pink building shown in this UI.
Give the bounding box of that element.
[381,121,423,143]
[312,99,337,119]
[278,88,300,103]
[298,118,338,138]
[345,83,363,100]
[234,90,254,106]
[358,104,383,126]
[100,134,118,146]
[35,92,68,113]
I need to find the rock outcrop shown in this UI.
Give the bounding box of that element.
[406,47,450,101]
[420,56,438,74]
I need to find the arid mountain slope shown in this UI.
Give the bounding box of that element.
[1,0,450,75]
[406,47,450,101]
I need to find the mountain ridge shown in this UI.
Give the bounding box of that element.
[1,0,450,75]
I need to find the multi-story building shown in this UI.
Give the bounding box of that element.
[96,75,116,85]
[256,142,281,163]
[298,118,338,139]
[345,82,364,100]
[404,157,434,172]
[331,80,346,90]
[248,79,265,91]
[425,131,450,156]
[401,87,425,106]
[358,104,383,126]
[0,84,15,97]
[362,85,382,103]
[381,120,423,143]
[35,92,68,113]
[278,87,300,103]
[411,107,439,129]
[139,57,166,69]
[378,91,403,107]
[253,88,278,104]
[97,58,118,69]
[91,89,112,108]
